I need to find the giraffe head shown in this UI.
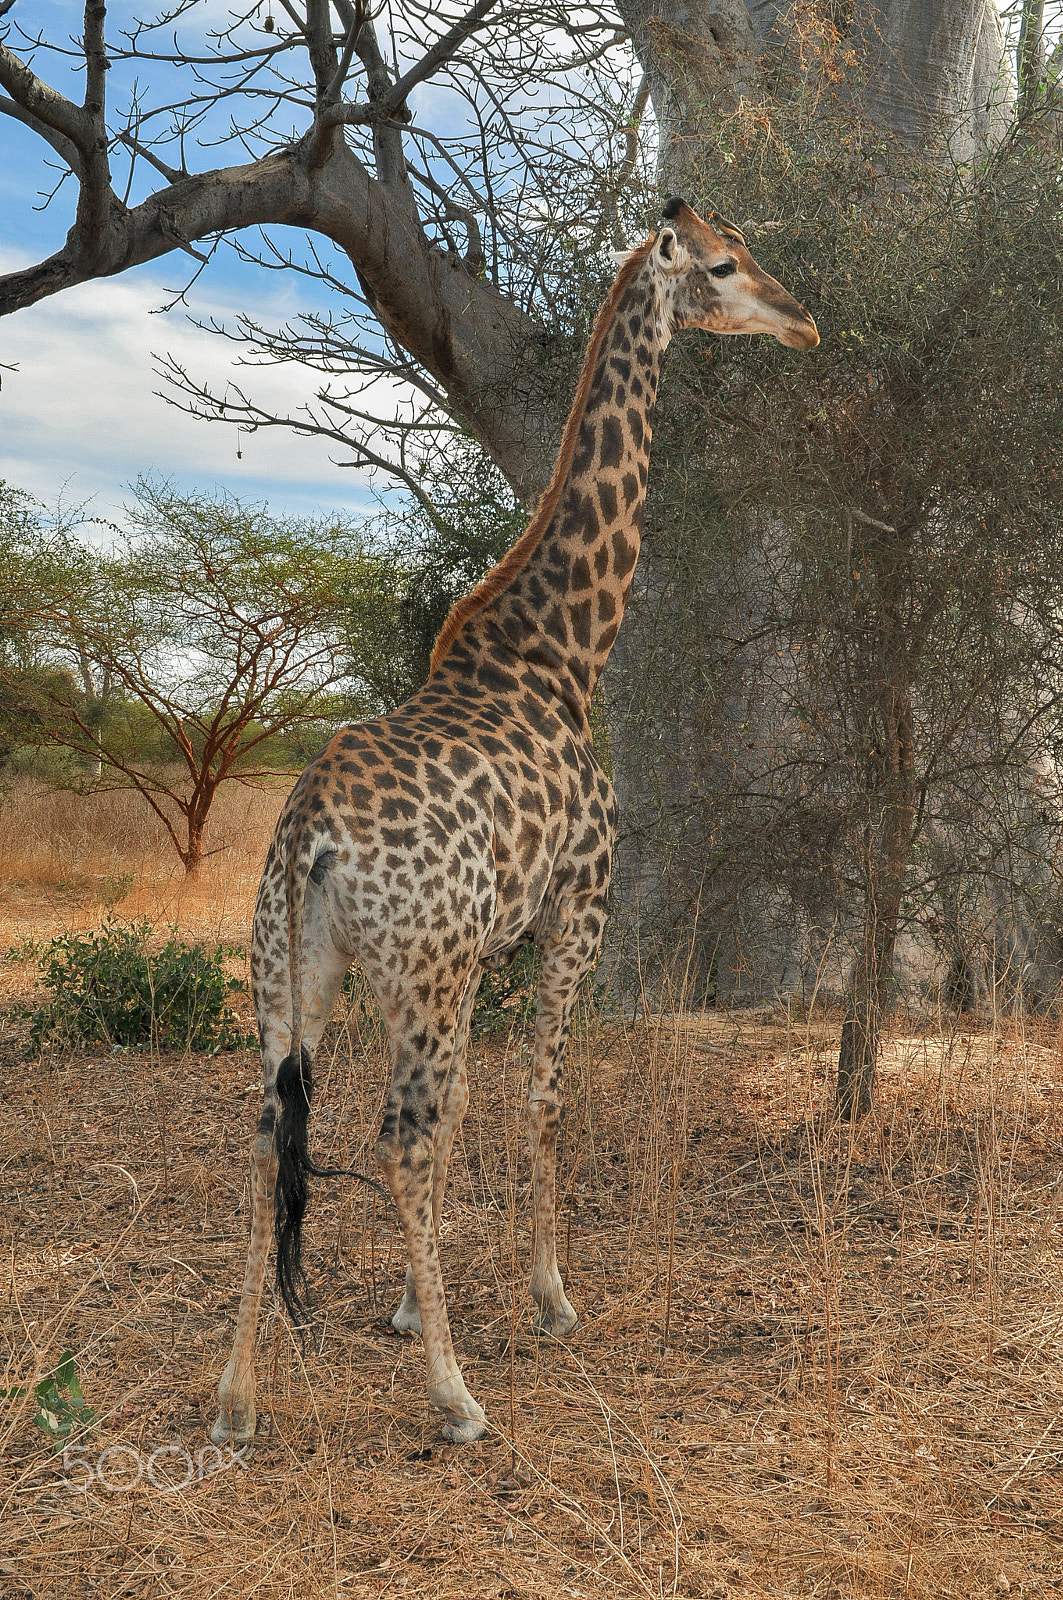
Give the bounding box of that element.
[647,196,819,350]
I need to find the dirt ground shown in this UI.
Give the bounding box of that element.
[1,780,1062,1599]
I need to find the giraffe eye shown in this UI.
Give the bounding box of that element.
[710,260,737,279]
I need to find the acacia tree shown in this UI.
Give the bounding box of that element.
[26,481,392,873]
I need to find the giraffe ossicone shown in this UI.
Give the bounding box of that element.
[211,200,818,1450]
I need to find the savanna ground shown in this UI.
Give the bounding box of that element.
[1,779,1062,1600]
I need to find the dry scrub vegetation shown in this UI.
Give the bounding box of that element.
[1,779,1063,1599]
[0,778,287,947]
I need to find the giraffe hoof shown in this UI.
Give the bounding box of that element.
[210,1406,256,1448]
[532,1288,578,1339]
[440,1407,489,1445]
[432,1378,488,1444]
[391,1300,423,1337]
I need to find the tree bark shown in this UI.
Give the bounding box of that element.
[853,0,1010,156]
[617,0,1011,172]
[616,0,757,183]
[836,686,916,1119]
[182,819,207,877]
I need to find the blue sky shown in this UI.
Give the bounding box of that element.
[0,0,644,530]
[0,4,391,526]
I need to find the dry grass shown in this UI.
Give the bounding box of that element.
[0,775,286,949]
[1,782,1062,1599]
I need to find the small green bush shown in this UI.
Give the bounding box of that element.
[27,917,252,1054]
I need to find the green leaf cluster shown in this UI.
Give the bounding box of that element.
[472,945,540,1037]
[31,1351,96,1449]
[27,917,253,1054]
[363,438,525,694]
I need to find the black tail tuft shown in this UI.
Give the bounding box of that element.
[274,1046,314,1329]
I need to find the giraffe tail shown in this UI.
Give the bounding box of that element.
[274,1044,314,1328]
[273,830,314,1329]
[273,836,387,1332]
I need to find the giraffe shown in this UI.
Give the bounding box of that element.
[211,197,818,1449]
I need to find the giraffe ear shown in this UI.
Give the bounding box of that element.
[610,248,634,268]
[654,227,688,272]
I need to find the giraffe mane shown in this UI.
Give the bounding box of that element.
[429,235,657,675]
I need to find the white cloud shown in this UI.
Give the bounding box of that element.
[0,251,400,522]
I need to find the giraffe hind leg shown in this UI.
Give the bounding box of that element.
[376,983,487,1444]
[211,1099,276,1447]
[389,1054,471,1336]
[527,913,603,1337]
[392,974,478,1336]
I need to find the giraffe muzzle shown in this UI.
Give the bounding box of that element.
[780,312,820,350]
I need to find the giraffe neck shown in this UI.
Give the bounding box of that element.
[441,259,665,725]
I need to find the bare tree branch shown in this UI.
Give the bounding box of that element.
[320,0,502,128]
[0,93,83,174]
[118,128,184,183]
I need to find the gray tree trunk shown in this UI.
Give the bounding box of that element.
[600,0,1016,1009]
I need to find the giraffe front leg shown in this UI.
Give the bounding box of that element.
[527,927,602,1339]
[390,1272,422,1337]
[528,1090,578,1338]
[211,1117,276,1446]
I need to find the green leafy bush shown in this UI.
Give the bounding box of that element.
[27,917,252,1054]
